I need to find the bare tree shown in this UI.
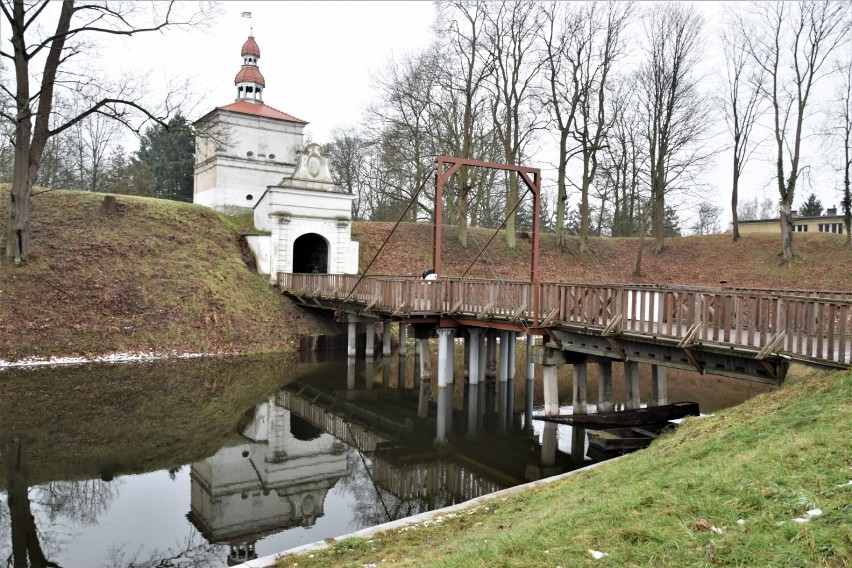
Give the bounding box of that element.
[539,1,582,248]
[68,104,122,192]
[689,201,723,235]
[0,0,213,264]
[742,1,850,262]
[722,6,766,242]
[823,56,852,247]
[570,1,634,254]
[637,2,713,254]
[434,0,496,247]
[485,0,545,250]
[324,127,371,220]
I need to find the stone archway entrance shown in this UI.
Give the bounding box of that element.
[293,233,328,273]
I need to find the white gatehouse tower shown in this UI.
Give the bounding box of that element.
[193,34,359,278]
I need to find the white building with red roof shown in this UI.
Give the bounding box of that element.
[193,35,308,213]
[194,35,358,278]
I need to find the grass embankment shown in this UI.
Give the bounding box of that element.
[278,371,851,567]
[0,189,334,361]
[353,222,851,289]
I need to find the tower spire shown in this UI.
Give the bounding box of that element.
[234,34,265,103]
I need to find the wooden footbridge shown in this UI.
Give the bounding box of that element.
[280,272,852,385]
[278,156,850,414]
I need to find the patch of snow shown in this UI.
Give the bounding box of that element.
[0,350,217,370]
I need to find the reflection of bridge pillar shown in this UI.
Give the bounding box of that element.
[624,361,640,410]
[541,422,558,467]
[571,426,586,467]
[347,356,356,400]
[497,331,509,433]
[467,328,481,440]
[418,379,430,419]
[543,364,559,416]
[229,543,257,565]
[399,323,408,356]
[383,321,392,357]
[364,356,373,390]
[524,335,535,431]
[572,361,588,415]
[382,355,392,388]
[347,322,357,357]
[597,360,614,411]
[365,322,376,358]
[651,365,667,407]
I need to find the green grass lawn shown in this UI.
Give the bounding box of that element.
[277,370,851,567]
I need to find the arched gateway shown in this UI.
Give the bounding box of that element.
[292,233,329,274]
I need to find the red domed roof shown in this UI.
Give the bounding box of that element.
[235,66,265,87]
[241,36,260,57]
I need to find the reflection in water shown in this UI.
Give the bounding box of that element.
[0,346,766,567]
[187,395,348,566]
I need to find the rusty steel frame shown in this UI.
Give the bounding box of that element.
[432,156,542,326]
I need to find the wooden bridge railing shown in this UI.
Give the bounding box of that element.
[278,273,852,365]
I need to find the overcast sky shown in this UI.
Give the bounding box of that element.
[6,1,848,228]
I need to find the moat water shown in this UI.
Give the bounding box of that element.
[0,349,769,567]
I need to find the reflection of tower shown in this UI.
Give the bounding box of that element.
[187,394,348,566]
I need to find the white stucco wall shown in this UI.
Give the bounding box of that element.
[245,235,272,275]
[194,111,306,213]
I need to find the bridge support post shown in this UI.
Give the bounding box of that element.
[347,322,357,357]
[572,361,588,415]
[399,324,408,356]
[383,321,392,357]
[571,426,586,467]
[498,331,509,433]
[486,330,497,379]
[507,332,517,426]
[365,322,376,358]
[543,364,559,416]
[541,422,557,466]
[418,338,431,381]
[651,365,667,407]
[436,328,455,445]
[478,329,487,432]
[597,360,614,412]
[624,361,640,410]
[467,328,481,440]
[524,335,535,431]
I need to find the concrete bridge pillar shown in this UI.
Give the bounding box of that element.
[436,328,455,445]
[347,322,357,357]
[418,338,431,381]
[507,332,517,425]
[624,360,640,410]
[543,364,560,416]
[597,360,614,412]
[383,321,392,357]
[498,331,510,433]
[651,365,667,407]
[572,361,588,415]
[399,323,408,356]
[486,330,497,379]
[365,322,376,358]
[478,329,487,432]
[524,335,535,431]
[541,422,558,466]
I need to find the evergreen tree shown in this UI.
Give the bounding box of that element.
[798,192,823,217]
[135,113,195,202]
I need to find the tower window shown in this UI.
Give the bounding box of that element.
[246,151,254,157]
[246,194,253,201]
[268,153,276,160]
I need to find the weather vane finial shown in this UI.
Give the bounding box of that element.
[241,11,253,36]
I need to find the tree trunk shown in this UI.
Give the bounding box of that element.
[779,199,794,262]
[555,130,569,249]
[579,154,591,255]
[731,155,741,242]
[505,171,518,250]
